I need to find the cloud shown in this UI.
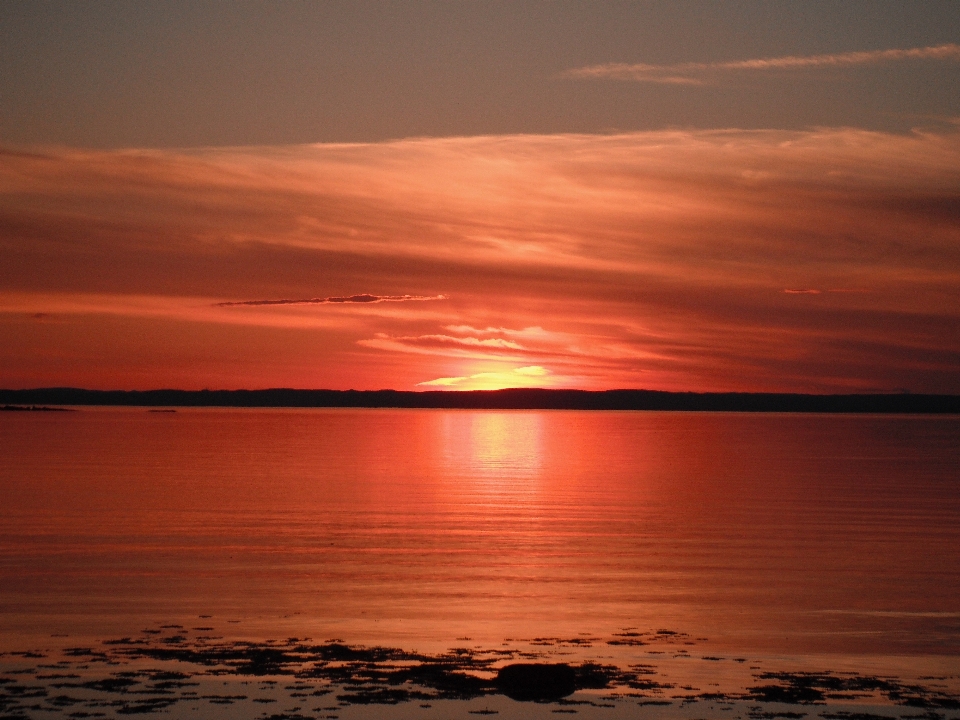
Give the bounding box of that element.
[0,291,355,330]
[444,325,546,337]
[358,332,527,358]
[434,335,523,350]
[2,128,959,392]
[359,326,673,371]
[783,288,874,295]
[417,366,550,389]
[565,43,960,83]
[215,293,447,307]
[508,365,548,376]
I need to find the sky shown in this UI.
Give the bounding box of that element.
[1,1,959,393]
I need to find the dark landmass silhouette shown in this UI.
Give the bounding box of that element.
[1,388,959,412]
[0,404,75,412]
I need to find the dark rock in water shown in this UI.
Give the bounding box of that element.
[496,663,576,702]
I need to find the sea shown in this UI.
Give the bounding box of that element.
[1,408,958,719]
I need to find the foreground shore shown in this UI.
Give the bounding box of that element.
[2,623,958,720]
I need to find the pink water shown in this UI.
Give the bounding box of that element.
[2,408,958,665]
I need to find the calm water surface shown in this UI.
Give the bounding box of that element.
[2,409,959,665]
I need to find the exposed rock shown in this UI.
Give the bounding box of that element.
[496,664,576,702]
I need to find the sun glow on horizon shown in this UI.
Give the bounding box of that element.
[418,365,555,391]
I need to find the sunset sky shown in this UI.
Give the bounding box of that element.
[2,1,959,392]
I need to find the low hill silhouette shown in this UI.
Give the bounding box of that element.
[1,388,958,413]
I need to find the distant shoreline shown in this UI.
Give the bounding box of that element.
[0,404,75,412]
[1,388,959,413]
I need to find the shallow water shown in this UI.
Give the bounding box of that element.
[1,409,959,717]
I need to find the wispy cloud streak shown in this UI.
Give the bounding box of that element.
[566,43,960,83]
[216,294,446,307]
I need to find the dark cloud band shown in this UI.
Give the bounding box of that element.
[216,294,447,307]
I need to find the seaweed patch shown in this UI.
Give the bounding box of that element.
[2,625,958,718]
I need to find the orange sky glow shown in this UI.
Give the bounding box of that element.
[2,128,959,392]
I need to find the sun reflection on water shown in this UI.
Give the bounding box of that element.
[439,411,544,481]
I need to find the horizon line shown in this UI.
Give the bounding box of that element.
[3,386,956,396]
[3,387,958,414]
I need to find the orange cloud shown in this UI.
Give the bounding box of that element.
[565,43,960,84]
[1,128,958,392]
